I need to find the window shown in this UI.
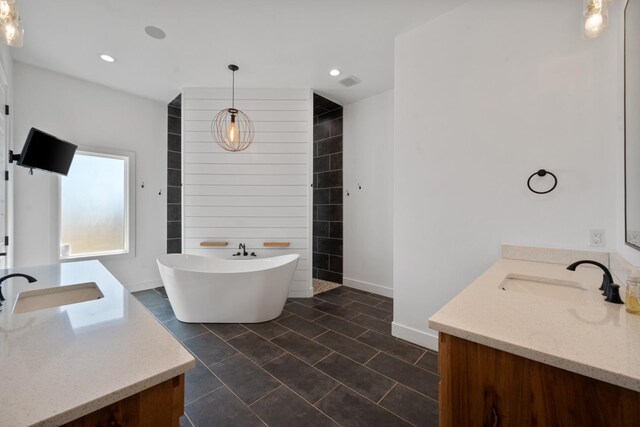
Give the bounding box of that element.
[59,149,135,259]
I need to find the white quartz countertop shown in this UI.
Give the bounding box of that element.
[429,259,640,392]
[0,261,195,427]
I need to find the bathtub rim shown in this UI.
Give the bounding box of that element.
[156,253,300,275]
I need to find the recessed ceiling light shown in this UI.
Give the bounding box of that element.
[329,69,341,77]
[145,25,166,40]
[99,54,116,63]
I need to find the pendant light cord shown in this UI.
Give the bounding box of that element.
[232,69,235,109]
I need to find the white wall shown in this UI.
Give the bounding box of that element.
[0,45,13,267]
[13,63,167,291]
[394,0,620,349]
[343,90,394,296]
[182,88,312,297]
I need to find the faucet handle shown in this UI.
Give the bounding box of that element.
[605,284,624,304]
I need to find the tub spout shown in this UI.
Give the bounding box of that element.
[239,243,248,256]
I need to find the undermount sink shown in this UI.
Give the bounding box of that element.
[13,282,104,314]
[499,273,589,302]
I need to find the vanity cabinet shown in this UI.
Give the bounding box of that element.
[438,333,640,426]
[62,374,185,427]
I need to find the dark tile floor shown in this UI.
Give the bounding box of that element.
[133,286,439,427]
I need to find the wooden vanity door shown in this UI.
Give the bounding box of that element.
[438,333,640,426]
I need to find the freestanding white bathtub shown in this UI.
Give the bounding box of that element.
[156,253,299,323]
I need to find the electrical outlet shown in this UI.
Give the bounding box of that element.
[590,229,605,248]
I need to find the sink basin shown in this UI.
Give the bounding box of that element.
[499,273,589,302]
[13,282,104,313]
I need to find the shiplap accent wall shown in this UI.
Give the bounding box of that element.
[182,88,313,297]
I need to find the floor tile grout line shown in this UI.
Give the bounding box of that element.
[183,383,225,407]
[355,325,431,356]
[310,329,331,341]
[203,324,250,341]
[312,382,341,406]
[183,411,195,427]
[340,292,391,307]
[212,383,270,427]
[311,350,336,367]
[315,379,418,427]
[267,328,293,341]
[414,350,439,374]
[247,384,284,407]
[226,330,251,340]
[352,329,370,340]
[312,349,426,399]
[175,329,211,343]
[375,383,420,427]
[318,315,393,344]
[259,351,289,367]
[374,347,441,377]
[361,354,440,401]
[267,329,336,363]
[376,382,398,404]
[362,350,381,366]
[312,328,382,361]
[274,314,330,340]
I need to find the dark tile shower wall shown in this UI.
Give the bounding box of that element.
[167,94,182,254]
[313,94,343,283]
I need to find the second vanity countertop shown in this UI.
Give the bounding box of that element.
[0,260,195,427]
[429,258,640,392]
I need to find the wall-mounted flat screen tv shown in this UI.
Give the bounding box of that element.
[15,128,77,175]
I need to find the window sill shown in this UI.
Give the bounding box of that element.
[59,249,132,262]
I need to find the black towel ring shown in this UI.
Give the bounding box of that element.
[527,169,557,194]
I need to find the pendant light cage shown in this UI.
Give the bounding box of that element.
[211,107,254,152]
[211,64,254,152]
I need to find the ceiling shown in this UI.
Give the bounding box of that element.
[12,0,466,105]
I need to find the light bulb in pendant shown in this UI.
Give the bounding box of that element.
[5,20,15,41]
[584,12,604,38]
[227,115,239,148]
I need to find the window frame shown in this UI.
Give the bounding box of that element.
[57,146,136,261]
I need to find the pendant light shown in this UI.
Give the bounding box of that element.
[0,0,23,47]
[583,0,611,39]
[211,64,254,152]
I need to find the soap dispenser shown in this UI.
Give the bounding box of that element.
[625,274,640,315]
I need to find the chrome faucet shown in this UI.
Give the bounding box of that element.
[0,273,38,310]
[566,260,623,304]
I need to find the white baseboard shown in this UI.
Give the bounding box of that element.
[126,279,164,293]
[392,321,439,352]
[343,277,393,298]
[288,287,313,298]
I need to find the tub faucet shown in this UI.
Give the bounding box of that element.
[0,273,38,310]
[566,260,623,304]
[233,243,249,257]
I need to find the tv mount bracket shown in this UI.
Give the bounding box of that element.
[8,150,20,163]
[8,150,34,175]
